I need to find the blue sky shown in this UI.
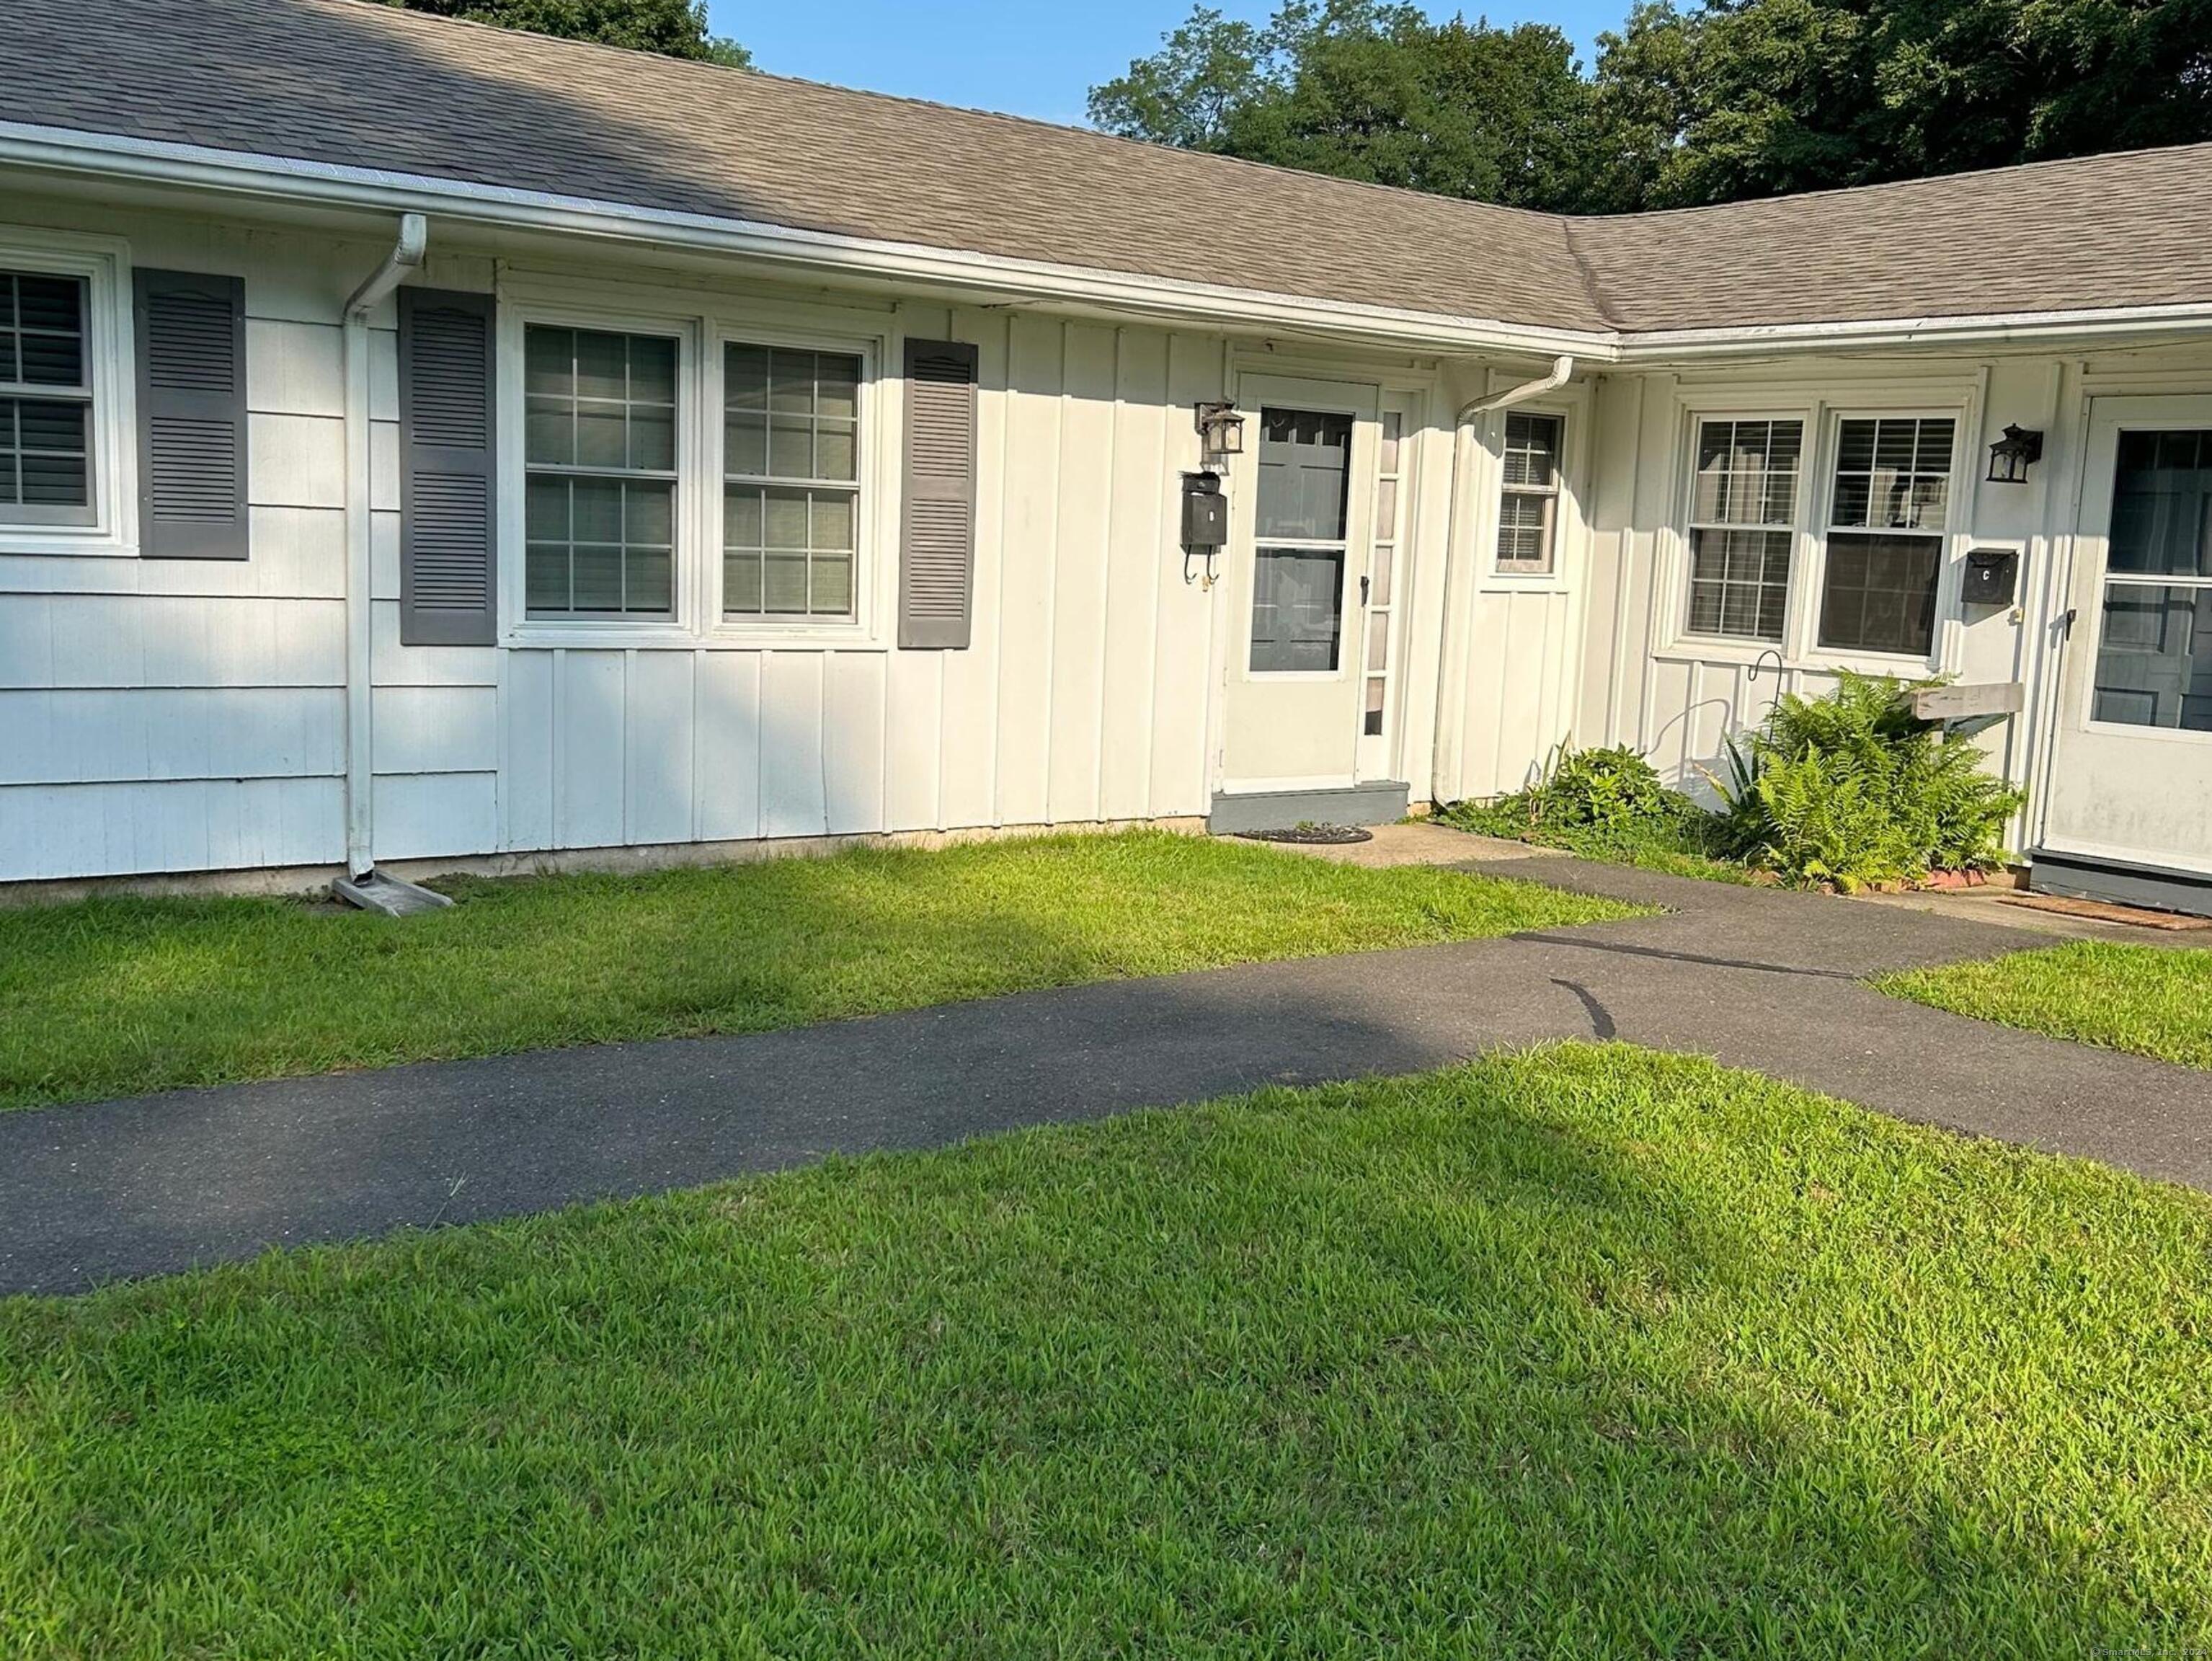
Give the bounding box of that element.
[709,3,1619,129]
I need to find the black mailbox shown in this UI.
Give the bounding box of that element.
[1181,471,1228,550]
[1963,546,2021,608]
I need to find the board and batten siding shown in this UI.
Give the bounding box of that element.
[0,213,363,880]
[395,305,1229,863]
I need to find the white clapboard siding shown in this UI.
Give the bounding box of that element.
[0,776,342,879]
[0,687,344,784]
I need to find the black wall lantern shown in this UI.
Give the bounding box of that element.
[1986,423,2044,484]
[1195,400,1246,459]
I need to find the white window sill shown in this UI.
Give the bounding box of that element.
[1656,637,1942,678]
[503,620,889,652]
[0,529,135,559]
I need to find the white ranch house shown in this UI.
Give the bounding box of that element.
[5,0,2212,911]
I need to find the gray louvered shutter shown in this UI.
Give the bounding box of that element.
[135,270,247,559]
[399,288,498,646]
[899,338,979,650]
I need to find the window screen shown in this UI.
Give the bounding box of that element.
[1687,419,1800,641]
[1251,407,1351,673]
[0,271,93,526]
[724,343,862,618]
[524,326,679,617]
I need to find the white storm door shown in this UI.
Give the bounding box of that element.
[1221,376,1379,792]
[2043,397,2212,874]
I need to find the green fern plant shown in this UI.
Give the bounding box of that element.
[1715,673,2025,890]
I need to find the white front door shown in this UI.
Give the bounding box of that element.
[1221,376,1380,793]
[2042,396,2212,874]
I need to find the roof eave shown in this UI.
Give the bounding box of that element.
[0,120,1617,363]
[6,121,2208,365]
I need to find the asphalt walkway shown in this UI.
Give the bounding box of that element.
[4,852,2206,1294]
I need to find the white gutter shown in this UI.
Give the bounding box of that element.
[339,212,428,879]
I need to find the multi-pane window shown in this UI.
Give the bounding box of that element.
[524,325,679,616]
[1496,412,1561,573]
[1687,418,1801,642]
[0,270,93,526]
[724,344,861,618]
[1818,417,1953,656]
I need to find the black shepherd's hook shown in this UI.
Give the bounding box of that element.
[1748,647,1785,687]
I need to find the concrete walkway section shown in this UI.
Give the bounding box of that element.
[2,849,2206,1295]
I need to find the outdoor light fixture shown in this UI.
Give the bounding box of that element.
[1195,400,1247,458]
[1986,423,2045,484]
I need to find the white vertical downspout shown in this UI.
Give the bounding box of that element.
[339,214,427,877]
[1431,355,1574,800]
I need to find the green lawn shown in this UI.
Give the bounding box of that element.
[5,1045,2208,1657]
[1435,799,1766,886]
[1879,939,2212,1069]
[0,831,1633,1112]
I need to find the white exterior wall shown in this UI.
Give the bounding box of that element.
[1571,342,2212,855]
[0,192,1480,885]
[0,205,365,880]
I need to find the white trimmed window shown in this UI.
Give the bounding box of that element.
[1687,418,1802,642]
[523,324,681,618]
[1496,411,1562,574]
[722,342,861,619]
[1816,416,1953,657]
[0,267,95,528]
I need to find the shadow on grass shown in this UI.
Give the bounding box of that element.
[1,1045,2198,1656]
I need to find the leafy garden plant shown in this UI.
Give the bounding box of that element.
[1715,673,2025,891]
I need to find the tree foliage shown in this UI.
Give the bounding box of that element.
[1091,0,2212,211]
[1090,2,1601,210]
[385,0,750,65]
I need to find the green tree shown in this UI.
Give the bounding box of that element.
[1587,0,2212,207]
[1091,1,1604,211]
[386,0,750,65]
[1098,0,2212,212]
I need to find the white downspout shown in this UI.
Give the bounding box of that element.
[340,213,427,878]
[1431,355,1575,800]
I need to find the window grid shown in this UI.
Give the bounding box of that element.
[0,270,92,521]
[1817,417,1954,657]
[723,344,862,619]
[1496,411,1560,572]
[523,325,681,619]
[1687,418,1801,642]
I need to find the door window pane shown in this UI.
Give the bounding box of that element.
[1251,546,1343,673]
[2093,585,2212,731]
[2096,431,2212,731]
[1255,408,1351,541]
[2110,429,2212,577]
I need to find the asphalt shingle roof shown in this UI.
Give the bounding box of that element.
[9,0,2212,337]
